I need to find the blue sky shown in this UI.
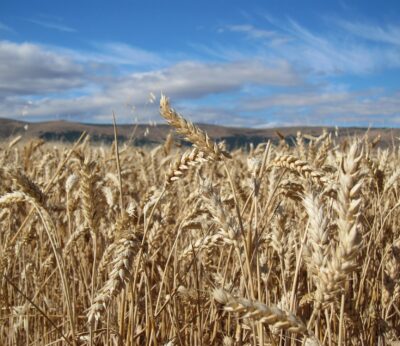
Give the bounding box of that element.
[0,0,399,127]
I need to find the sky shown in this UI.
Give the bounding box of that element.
[0,0,400,127]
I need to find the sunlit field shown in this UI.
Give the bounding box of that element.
[1,98,399,345]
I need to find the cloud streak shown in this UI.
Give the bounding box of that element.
[335,20,400,46]
[219,17,400,75]
[221,24,290,46]
[0,21,14,33]
[284,19,400,74]
[27,18,76,33]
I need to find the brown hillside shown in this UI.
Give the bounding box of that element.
[0,118,397,148]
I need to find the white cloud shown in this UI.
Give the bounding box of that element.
[2,12,400,128]
[240,90,400,126]
[242,91,353,110]
[0,41,85,97]
[313,93,400,117]
[123,60,299,97]
[0,41,301,123]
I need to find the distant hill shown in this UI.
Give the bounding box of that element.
[0,118,398,148]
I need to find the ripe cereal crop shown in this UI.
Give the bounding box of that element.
[0,97,399,345]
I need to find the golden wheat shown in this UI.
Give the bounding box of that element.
[0,100,399,345]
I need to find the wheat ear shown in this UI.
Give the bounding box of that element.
[313,142,364,306]
[87,233,139,324]
[213,288,310,335]
[164,148,207,185]
[160,95,230,160]
[272,155,328,186]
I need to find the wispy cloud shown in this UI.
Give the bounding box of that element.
[221,24,290,46]
[335,20,400,46]
[50,42,167,69]
[284,19,400,74]
[27,18,76,33]
[0,21,14,33]
[89,42,166,67]
[218,16,400,75]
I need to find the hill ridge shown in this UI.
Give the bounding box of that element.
[0,118,397,148]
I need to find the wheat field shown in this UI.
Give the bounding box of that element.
[0,97,399,345]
